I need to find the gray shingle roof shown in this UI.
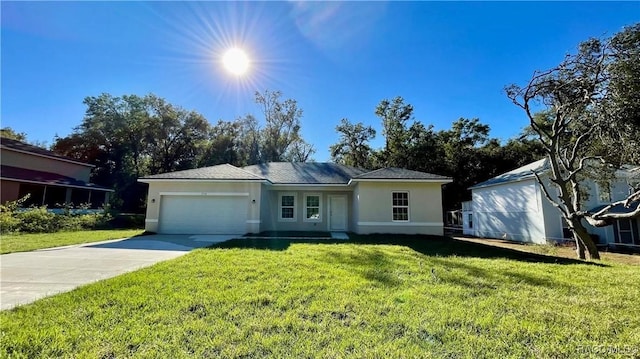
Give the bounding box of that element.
[469,158,548,189]
[353,167,452,181]
[141,164,265,180]
[242,162,366,184]
[140,162,452,184]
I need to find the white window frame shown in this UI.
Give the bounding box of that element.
[616,219,637,244]
[392,191,410,222]
[278,192,297,222]
[303,193,322,222]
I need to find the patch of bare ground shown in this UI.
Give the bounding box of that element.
[453,236,640,266]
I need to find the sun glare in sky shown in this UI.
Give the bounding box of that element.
[222,48,250,76]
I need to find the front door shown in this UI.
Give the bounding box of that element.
[329,195,347,231]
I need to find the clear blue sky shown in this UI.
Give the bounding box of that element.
[2,1,638,161]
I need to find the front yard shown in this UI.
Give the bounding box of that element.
[0,229,144,254]
[1,236,639,358]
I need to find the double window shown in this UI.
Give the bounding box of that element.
[278,193,323,222]
[392,191,409,221]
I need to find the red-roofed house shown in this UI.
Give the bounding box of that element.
[0,137,112,209]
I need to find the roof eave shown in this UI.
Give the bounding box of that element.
[349,178,453,184]
[138,178,268,183]
[468,174,538,190]
[1,146,95,168]
[0,176,114,192]
[265,183,351,187]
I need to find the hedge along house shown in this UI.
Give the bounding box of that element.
[138,162,452,235]
[0,137,112,209]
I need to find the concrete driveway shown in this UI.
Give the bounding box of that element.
[0,234,237,311]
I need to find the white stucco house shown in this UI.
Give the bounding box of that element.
[462,159,640,247]
[139,162,452,235]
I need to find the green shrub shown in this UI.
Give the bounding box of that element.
[0,211,20,233]
[0,196,117,234]
[0,196,27,233]
[16,207,57,233]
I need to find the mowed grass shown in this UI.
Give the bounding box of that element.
[2,236,639,358]
[0,229,144,254]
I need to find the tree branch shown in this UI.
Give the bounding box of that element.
[532,170,568,218]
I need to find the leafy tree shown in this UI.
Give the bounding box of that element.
[0,127,27,142]
[53,93,210,212]
[284,139,316,163]
[375,97,414,168]
[256,90,314,162]
[329,118,376,169]
[330,98,546,211]
[198,120,240,167]
[235,115,261,166]
[144,95,210,173]
[506,23,640,260]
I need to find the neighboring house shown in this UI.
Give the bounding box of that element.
[138,162,452,235]
[463,158,640,247]
[0,137,112,209]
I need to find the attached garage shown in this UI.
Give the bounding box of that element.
[158,195,249,234]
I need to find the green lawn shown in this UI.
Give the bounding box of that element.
[0,229,144,254]
[1,235,639,358]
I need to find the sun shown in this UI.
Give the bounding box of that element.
[222,48,250,76]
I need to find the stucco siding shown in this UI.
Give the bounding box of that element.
[2,150,92,181]
[143,181,262,233]
[260,186,353,232]
[354,182,445,235]
[472,179,547,244]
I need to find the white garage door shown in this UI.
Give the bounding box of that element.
[158,195,248,234]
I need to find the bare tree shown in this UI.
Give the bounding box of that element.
[506,24,640,260]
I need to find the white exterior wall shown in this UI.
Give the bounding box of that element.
[581,178,635,244]
[472,178,548,244]
[142,180,263,234]
[353,181,445,235]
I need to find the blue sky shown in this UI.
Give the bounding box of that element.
[2,2,638,161]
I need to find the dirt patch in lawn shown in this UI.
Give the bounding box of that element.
[453,236,640,266]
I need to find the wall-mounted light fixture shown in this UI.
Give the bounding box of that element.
[151,198,156,203]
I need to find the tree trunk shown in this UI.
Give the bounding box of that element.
[570,218,601,260]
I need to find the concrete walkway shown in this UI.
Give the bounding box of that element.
[0,234,237,310]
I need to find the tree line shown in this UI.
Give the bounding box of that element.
[329,98,546,211]
[4,23,637,261]
[50,90,314,211]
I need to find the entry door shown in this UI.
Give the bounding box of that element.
[329,196,347,231]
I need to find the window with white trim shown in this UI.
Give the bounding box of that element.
[392,191,409,221]
[304,194,322,222]
[279,193,296,221]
